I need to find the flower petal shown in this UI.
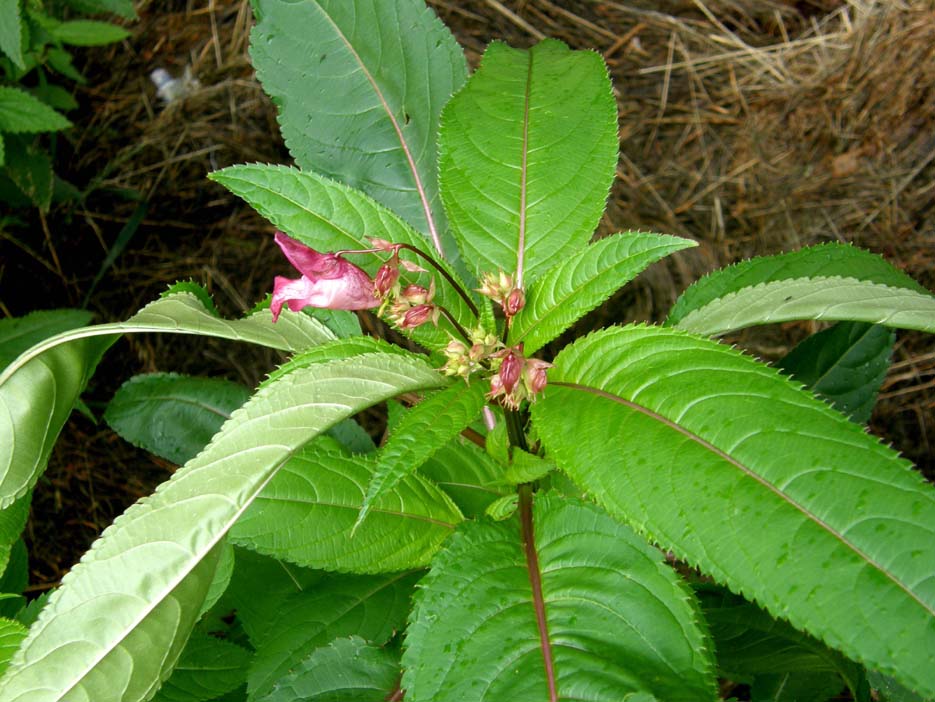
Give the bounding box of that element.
[274,231,341,278]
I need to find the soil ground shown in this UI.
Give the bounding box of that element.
[1,1,933,660]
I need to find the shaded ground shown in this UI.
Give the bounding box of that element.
[1,0,933,612]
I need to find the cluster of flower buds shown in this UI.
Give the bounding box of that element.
[442,327,501,380]
[385,280,441,330]
[268,231,552,407]
[477,270,525,323]
[488,344,553,410]
[367,237,442,331]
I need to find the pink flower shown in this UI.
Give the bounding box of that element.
[270,231,379,321]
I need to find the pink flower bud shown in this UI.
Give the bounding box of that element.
[400,280,435,306]
[401,303,434,329]
[374,262,399,296]
[524,358,552,395]
[445,339,468,357]
[270,232,378,321]
[504,288,525,317]
[499,348,523,394]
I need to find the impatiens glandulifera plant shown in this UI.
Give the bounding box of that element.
[0,0,934,700]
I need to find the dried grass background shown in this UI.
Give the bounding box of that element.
[2,0,932,590]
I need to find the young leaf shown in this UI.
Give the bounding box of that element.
[509,231,696,353]
[0,286,333,508]
[210,164,476,349]
[50,20,129,46]
[105,373,252,465]
[777,322,894,424]
[247,571,420,699]
[417,436,509,518]
[667,244,935,336]
[257,636,399,702]
[62,0,138,19]
[4,137,53,211]
[0,0,25,71]
[230,444,461,573]
[249,0,466,255]
[357,382,487,526]
[31,84,79,113]
[532,325,935,696]
[0,351,445,702]
[150,631,251,702]
[439,39,618,287]
[403,492,715,701]
[0,87,72,133]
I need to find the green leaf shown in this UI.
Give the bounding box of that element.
[0,309,93,369]
[105,373,252,465]
[358,381,486,526]
[50,20,129,46]
[249,0,466,256]
[248,571,419,699]
[230,443,461,573]
[777,322,894,423]
[3,136,53,211]
[198,541,234,618]
[417,436,508,518]
[0,0,25,69]
[439,39,618,286]
[667,244,935,336]
[61,0,137,20]
[403,492,715,701]
[0,286,333,508]
[305,308,361,339]
[218,549,321,646]
[0,87,72,133]
[752,672,844,702]
[46,48,85,83]
[510,232,696,353]
[30,84,78,112]
[532,325,935,696]
[209,164,476,350]
[869,671,935,702]
[0,496,30,579]
[0,350,445,702]
[151,632,251,702]
[0,619,26,678]
[257,636,398,702]
[502,448,554,485]
[13,593,49,629]
[698,585,863,694]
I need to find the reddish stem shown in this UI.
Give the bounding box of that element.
[518,483,558,702]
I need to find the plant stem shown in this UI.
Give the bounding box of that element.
[503,408,529,453]
[437,304,473,344]
[398,243,480,318]
[518,483,558,702]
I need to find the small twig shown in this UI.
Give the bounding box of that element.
[484,0,546,40]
